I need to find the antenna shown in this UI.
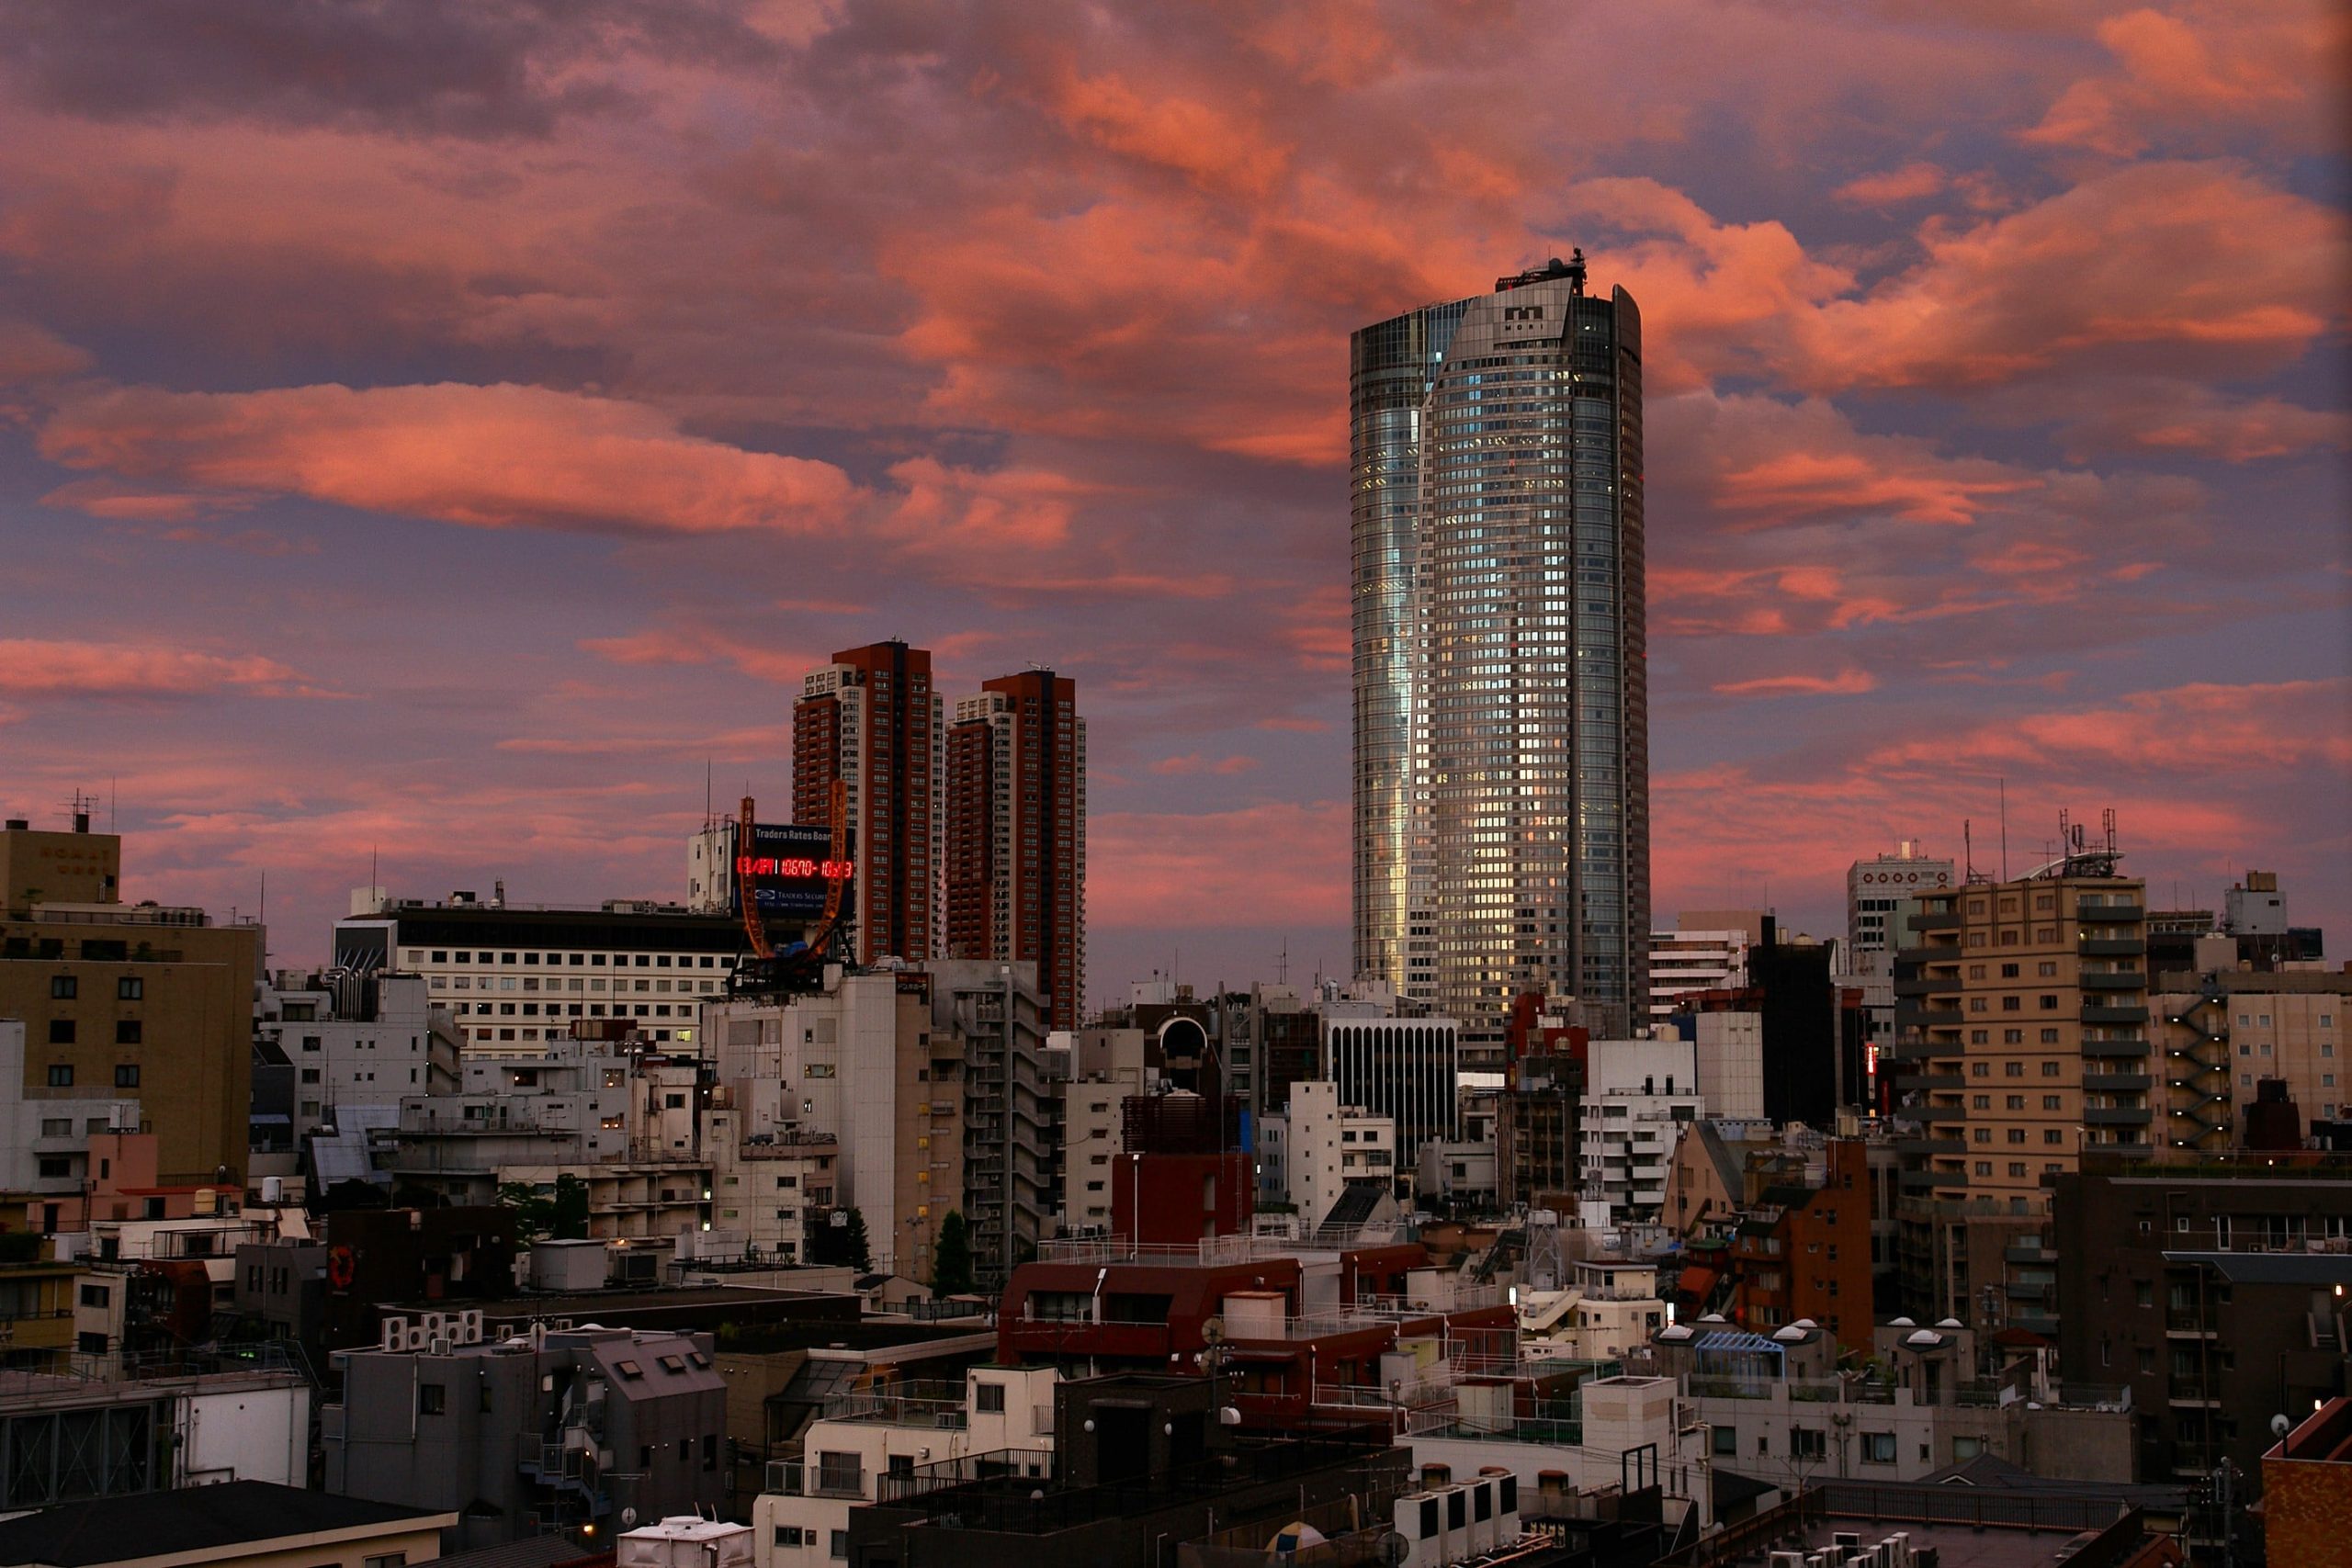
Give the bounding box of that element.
[1998,778,2008,882]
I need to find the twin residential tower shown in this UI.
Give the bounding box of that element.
[1351,254,1650,1052]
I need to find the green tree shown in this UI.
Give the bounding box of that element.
[499,1174,590,1243]
[931,1210,975,1297]
[810,1206,874,1271]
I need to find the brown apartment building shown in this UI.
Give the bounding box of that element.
[0,818,258,1186]
[1890,852,2149,1324]
[793,640,944,966]
[945,671,1085,1029]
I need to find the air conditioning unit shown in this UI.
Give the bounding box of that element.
[429,1337,452,1356]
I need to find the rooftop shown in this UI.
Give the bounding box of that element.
[0,1480,450,1564]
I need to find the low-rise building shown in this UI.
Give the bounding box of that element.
[2264,1395,2352,1567]
[0,1480,452,1568]
[324,1322,729,1550]
[0,1348,313,1505]
[2050,1153,2352,1507]
[1642,1314,2135,1488]
[755,1365,1057,1563]
[1271,1080,1396,1225]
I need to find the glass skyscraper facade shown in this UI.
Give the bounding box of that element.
[1351,255,1650,1048]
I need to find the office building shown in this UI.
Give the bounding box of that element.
[791,640,944,965]
[256,969,461,1139]
[0,817,258,1186]
[1351,253,1649,1048]
[1847,842,1955,979]
[335,891,741,1053]
[944,671,1086,1029]
[1324,1015,1459,1177]
[927,958,1054,1288]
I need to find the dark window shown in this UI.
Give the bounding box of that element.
[49,976,76,999]
[976,1382,1006,1413]
[47,1020,74,1045]
[115,1021,141,1045]
[46,1066,72,1087]
[37,1157,70,1179]
[418,1383,447,1416]
[117,977,142,1000]
[113,1066,139,1089]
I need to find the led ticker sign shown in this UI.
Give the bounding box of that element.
[739,856,856,881]
[733,822,854,920]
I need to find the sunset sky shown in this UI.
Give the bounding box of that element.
[0,1,2345,1003]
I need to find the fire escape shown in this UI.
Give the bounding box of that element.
[2165,986,2232,1151]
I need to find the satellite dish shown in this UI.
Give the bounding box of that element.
[2273,1414,2293,1438]
[621,1507,638,1528]
[1377,1531,1411,1567]
[1202,1316,1226,1345]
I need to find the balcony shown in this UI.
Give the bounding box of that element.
[1901,1073,1965,1092]
[1899,1170,1950,1191]
[2081,1036,2151,1058]
[2085,1106,2152,1125]
[1896,1136,1965,1157]
[2079,938,2143,957]
[1912,1009,1964,1030]
[2080,971,2146,992]
[2085,1073,2153,1093]
[2080,905,2145,924]
[2082,1006,2150,1026]
[1908,909,1961,934]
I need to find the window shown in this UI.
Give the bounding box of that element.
[2041,1061,2062,1077]
[2041,1028,2060,1043]
[46,1065,72,1088]
[2044,1095,2063,1111]
[2039,962,2057,976]
[2045,1130,2064,1145]
[1861,1431,1896,1463]
[2006,1062,2024,1077]
[364,1555,409,1568]
[2001,997,2020,1011]
[831,1531,850,1561]
[2001,963,2019,978]
[976,1382,1006,1413]
[49,976,76,999]
[114,1021,141,1045]
[113,1065,139,1089]
[1712,1425,1737,1455]
[418,1383,447,1416]
[47,1020,74,1045]
[775,1528,806,1548]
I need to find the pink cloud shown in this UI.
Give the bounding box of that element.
[1833,162,1947,205]
[1089,799,1346,928]
[2026,4,2343,158]
[1149,753,1261,776]
[0,637,298,699]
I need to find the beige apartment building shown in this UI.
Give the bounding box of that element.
[2153,965,2351,1149]
[1893,856,2146,1322]
[0,819,259,1186]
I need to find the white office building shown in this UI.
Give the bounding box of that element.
[1270,1080,1396,1228]
[258,971,460,1138]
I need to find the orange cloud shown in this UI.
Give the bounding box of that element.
[2026,4,2343,157]
[1149,753,1261,775]
[1713,669,1878,697]
[39,381,859,536]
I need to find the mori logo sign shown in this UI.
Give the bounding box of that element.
[380,1308,486,1352]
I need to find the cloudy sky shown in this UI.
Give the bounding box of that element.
[0,0,2344,1003]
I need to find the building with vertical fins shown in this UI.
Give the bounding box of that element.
[791,640,943,965]
[945,670,1086,1029]
[1351,254,1649,1054]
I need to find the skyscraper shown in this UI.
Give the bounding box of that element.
[945,670,1086,1028]
[1351,254,1649,1049]
[792,640,943,965]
